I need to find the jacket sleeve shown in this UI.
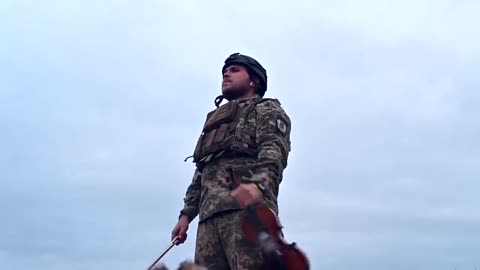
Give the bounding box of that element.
[179,168,202,222]
[249,100,292,196]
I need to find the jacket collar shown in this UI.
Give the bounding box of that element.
[235,94,261,104]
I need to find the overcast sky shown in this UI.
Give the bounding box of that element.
[1,0,479,269]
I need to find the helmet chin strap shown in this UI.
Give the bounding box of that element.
[214,95,224,108]
[215,83,256,108]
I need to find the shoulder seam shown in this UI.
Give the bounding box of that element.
[255,98,281,106]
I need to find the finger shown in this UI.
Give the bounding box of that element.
[240,197,248,208]
[172,235,181,243]
[247,195,256,206]
[173,237,181,245]
[176,235,185,244]
[179,230,187,238]
[172,225,182,237]
[173,236,181,245]
[171,228,178,241]
[175,234,187,245]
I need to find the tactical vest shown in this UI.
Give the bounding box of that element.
[192,99,264,165]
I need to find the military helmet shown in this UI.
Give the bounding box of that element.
[222,52,268,97]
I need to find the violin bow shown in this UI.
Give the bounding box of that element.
[147,236,179,270]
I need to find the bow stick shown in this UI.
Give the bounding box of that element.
[147,236,179,270]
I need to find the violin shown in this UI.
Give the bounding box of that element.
[240,200,310,269]
[228,167,310,269]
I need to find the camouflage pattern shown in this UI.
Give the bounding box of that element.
[194,210,263,270]
[191,95,259,165]
[179,94,291,268]
[180,94,291,223]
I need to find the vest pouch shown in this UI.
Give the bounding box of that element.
[203,101,238,132]
[212,123,230,145]
[192,132,205,162]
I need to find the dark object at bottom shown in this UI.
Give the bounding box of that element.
[241,205,310,270]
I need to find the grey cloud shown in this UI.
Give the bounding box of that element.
[1,0,479,269]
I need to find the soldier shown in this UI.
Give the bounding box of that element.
[171,52,292,269]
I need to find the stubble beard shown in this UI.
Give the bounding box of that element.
[222,84,249,101]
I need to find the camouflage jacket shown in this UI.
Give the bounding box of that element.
[179,94,292,223]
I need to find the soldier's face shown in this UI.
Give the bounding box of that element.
[222,64,251,100]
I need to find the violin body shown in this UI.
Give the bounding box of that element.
[241,205,310,270]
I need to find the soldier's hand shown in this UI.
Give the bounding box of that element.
[171,215,189,245]
[231,183,262,208]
